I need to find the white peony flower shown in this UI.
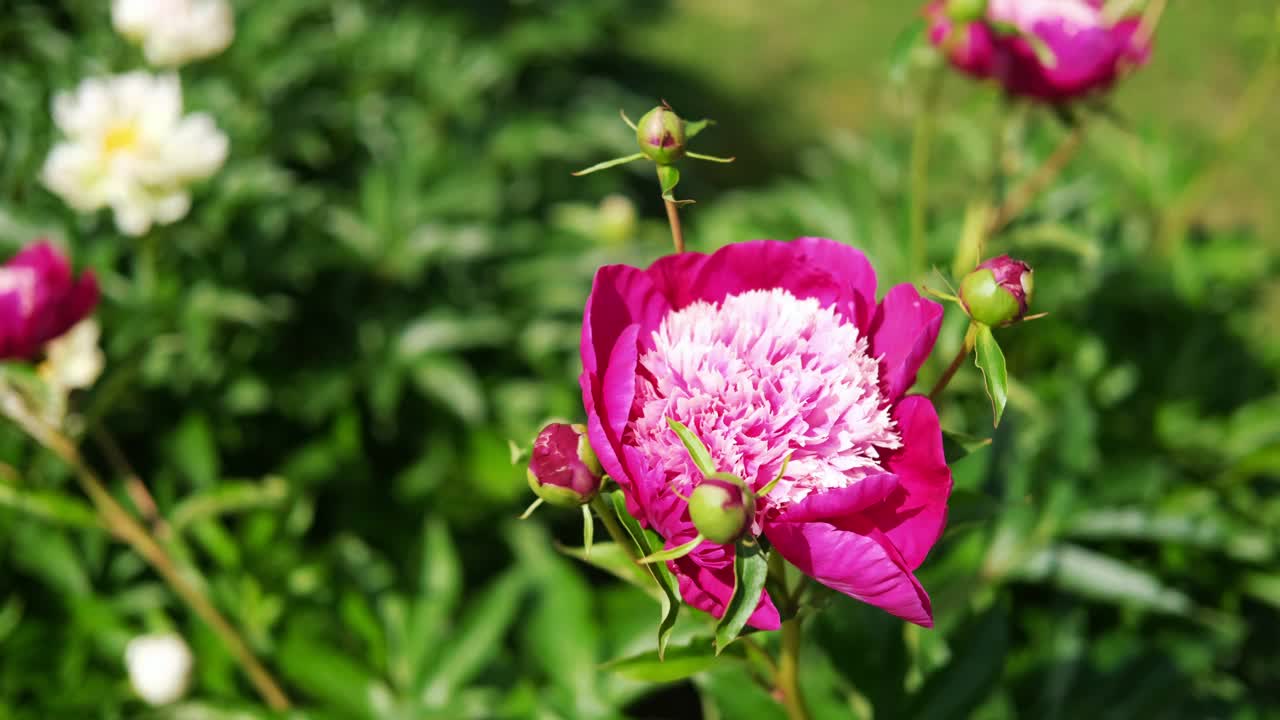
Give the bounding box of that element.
[124,633,194,706]
[41,72,228,237]
[112,0,234,68]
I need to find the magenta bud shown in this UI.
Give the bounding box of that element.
[635,106,687,165]
[0,240,99,361]
[688,472,755,545]
[526,423,603,507]
[960,255,1034,327]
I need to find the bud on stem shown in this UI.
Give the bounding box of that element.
[959,255,1034,327]
[688,472,755,545]
[526,423,603,507]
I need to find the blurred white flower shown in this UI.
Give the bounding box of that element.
[112,0,234,67]
[41,72,228,237]
[40,318,105,392]
[125,632,194,706]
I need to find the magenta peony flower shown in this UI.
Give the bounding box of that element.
[0,241,99,361]
[926,0,1150,102]
[581,238,953,629]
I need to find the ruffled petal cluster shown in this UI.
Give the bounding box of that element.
[581,238,952,628]
[927,0,1150,101]
[41,72,228,236]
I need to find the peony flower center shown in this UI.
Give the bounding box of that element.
[631,288,900,518]
[102,123,140,155]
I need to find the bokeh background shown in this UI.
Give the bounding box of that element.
[1,1,1278,717]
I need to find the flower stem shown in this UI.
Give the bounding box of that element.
[929,322,978,401]
[0,389,291,710]
[986,123,1086,236]
[664,198,686,253]
[590,495,639,560]
[777,617,810,720]
[909,65,946,279]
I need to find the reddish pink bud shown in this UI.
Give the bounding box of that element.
[526,423,603,507]
[0,241,99,361]
[960,255,1034,326]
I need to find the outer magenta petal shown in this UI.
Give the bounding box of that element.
[774,473,900,524]
[791,237,878,329]
[673,555,782,631]
[768,520,934,627]
[871,396,953,570]
[581,264,669,379]
[870,284,943,400]
[682,240,846,312]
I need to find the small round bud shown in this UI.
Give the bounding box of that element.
[960,255,1034,327]
[945,0,988,23]
[688,472,755,545]
[527,423,603,507]
[636,106,687,165]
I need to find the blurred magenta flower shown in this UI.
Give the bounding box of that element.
[581,238,952,628]
[0,242,99,361]
[926,0,1150,102]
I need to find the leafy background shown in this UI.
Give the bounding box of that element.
[1,1,1278,718]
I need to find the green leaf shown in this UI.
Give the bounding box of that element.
[941,430,993,464]
[973,324,1009,427]
[603,639,723,683]
[1012,543,1193,615]
[685,118,714,138]
[714,537,769,654]
[609,491,681,658]
[658,165,681,201]
[941,489,1000,540]
[168,476,289,531]
[558,542,659,596]
[666,417,717,477]
[279,622,394,720]
[0,483,101,530]
[420,568,530,707]
[909,605,1009,720]
[571,153,644,176]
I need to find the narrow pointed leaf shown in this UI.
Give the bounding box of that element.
[687,152,735,163]
[519,497,544,520]
[941,431,993,464]
[714,538,769,654]
[558,542,659,597]
[666,417,717,477]
[637,535,704,565]
[571,153,644,176]
[610,491,682,657]
[582,504,594,556]
[973,325,1009,427]
[685,118,714,138]
[603,639,725,683]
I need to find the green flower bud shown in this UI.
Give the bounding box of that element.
[526,423,603,507]
[946,0,989,23]
[960,255,1034,327]
[636,106,687,165]
[688,472,755,545]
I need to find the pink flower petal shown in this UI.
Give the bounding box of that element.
[768,520,934,627]
[672,555,782,631]
[871,395,953,570]
[870,284,943,401]
[773,473,900,524]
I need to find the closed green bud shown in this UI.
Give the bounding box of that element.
[946,0,988,23]
[960,255,1034,327]
[636,106,687,165]
[688,472,755,545]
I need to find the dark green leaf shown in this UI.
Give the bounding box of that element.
[610,491,681,658]
[603,639,723,683]
[714,537,769,654]
[941,430,993,465]
[973,324,1009,427]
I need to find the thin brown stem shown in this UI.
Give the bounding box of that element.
[986,124,1086,236]
[664,199,685,253]
[930,323,978,401]
[777,617,810,720]
[93,427,169,537]
[0,391,291,710]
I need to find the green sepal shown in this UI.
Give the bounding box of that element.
[713,537,769,654]
[973,324,1009,427]
[687,151,735,163]
[637,534,704,565]
[603,639,726,683]
[941,430,993,464]
[756,451,792,498]
[658,165,681,200]
[572,152,644,177]
[666,417,718,477]
[582,504,594,556]
[684,118,714,138]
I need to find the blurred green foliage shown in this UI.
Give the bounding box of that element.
[0,1,1278,718]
